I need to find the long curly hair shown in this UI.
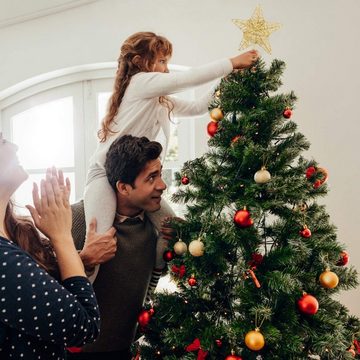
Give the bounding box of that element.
[98,31,173,142]
[4,201,59,279]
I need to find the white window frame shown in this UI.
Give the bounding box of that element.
[0,63,195,202]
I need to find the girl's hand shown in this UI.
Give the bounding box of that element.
[26,168,72,246]
[230,49,259,69]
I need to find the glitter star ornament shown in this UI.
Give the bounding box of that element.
[232,5,281,54]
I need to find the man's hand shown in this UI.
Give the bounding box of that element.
[79,218,117,271]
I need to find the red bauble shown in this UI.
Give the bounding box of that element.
[138,309,152,327]
[181,176,190,185]
[306,166,316,179]
[337,251,349,266]
[188,276,197,287]
[300,226,312,238]
[207,121,219,137]
[225,355,242,360]
[234,208,254,228]
[163,250,174,262]
[215,339,222,347]
[283,108,292,119]
[148,308,155,316]
[297,293,319,315]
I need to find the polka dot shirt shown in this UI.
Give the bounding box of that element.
[0,237,100,359]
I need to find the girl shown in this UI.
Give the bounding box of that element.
[0,134,100,359]
[84,31,258,279]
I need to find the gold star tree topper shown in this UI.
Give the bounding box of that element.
[232,5,281,54]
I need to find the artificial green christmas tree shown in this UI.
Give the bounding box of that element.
[136,57,360,360]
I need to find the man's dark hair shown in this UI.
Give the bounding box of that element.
[105,135,163,190]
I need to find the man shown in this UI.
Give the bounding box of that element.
[68,135,167,360]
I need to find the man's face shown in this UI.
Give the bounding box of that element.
[125,158,167,213]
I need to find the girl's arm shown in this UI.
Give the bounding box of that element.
[129,58,232,99]
[129,50,258,99]
[170,90,215,118]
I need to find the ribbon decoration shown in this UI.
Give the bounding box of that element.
[354,339,360,354]
[186,338,209,360]
[245,268,261,288]
[171,264,186,278]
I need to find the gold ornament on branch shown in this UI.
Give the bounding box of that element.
[232,5,281,54]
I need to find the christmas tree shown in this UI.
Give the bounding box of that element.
[137,57,360,359]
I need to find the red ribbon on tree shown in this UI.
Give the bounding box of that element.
[354,339,360,354]
[171,264,186,278]
[186,338,209,360]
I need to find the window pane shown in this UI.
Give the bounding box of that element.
[165,121,179,162]
[97,92,111,123]
[13,172,76,215]
[12,97,74,169]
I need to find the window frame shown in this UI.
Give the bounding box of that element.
[0,63,196,203]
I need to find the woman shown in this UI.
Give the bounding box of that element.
[0,133,100,359]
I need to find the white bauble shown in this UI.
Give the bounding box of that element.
[254,167,271,184]
[188,239,205,257]
[173,239,188,255]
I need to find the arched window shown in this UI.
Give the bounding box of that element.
[0,63,195,214]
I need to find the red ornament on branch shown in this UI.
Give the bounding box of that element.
[186,338,209,360]
[245,268,261,288]
[215,339,222,348]
[305,166,316,179]
[181,176,190,185]
[300,225,312,238]
[171,264,186,278]
[337,251,349,266]
[248,253,264,268]
[225,353,242,360]
[282,108,293,119]
[231,135,242,144]
[138,308,155,328]
[234,208,254,228]
[207,121,219,137]
[305,166,328,188]
[297,293,319,315]
[163,250,174,262]
[188,275,197,287]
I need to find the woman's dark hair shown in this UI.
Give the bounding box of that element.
[105,135,162,190]
[4,201,59,279]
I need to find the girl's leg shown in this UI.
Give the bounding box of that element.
[83,175,117,282]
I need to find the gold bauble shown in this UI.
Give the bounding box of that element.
[188,239,205,257]
[254,166,271,184]
[210,108,224,122]
[319,269,339,289]
[245,329,265,351]
[173,239,188,255]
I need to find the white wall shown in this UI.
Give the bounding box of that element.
[1,0,359,315]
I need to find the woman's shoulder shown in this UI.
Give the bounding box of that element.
[0,237,31,261]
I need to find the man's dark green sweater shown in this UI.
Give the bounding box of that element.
[71,201,157,352]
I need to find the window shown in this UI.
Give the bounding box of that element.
[0,64,195,215]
